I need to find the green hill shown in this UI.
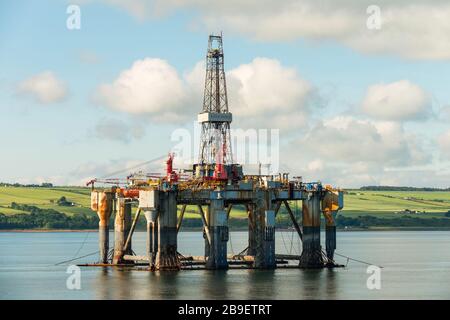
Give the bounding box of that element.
[343,190,450,219]
[0,186,92,216]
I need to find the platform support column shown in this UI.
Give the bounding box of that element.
[253,191,276,269]
[91,191,114,264]
[299,192,324,268]
[156,191,180,270]
[324,211,337,263]
[139,190,160,269]
[205,195,228,269]
[112,197,133,264]
[322,189,343,264]
[144,209,158,268]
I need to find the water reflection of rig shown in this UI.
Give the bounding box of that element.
[85,34,344,271]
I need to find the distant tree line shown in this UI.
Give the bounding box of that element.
[2,202,450,230]
[360,186,450,191]
[0,182,53,188]
[0,203,97,229]
[336,215,450,229]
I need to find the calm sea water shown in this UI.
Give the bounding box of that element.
[1,231,449,299]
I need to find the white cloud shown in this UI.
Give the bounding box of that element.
[302,116,428,165]
[8,156,168,186]
[307,159,324,172]
[227,57,314,129]
[17,71,67,104]
[100,0,152,21]
[97,0,450,61]
[378,169,450,188]
[438,130,450,160]
[95,58,189,122]
[361,80,430,121]
[94,118,145,143]
[96,57,315,129]
[438,105,450,122]
[228,58,310,115]
[282,116,431,187]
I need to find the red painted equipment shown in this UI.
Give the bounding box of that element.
[119,188,140,198]
[213,143,228,180]
[213,163,228,180]
[166,153,179,182]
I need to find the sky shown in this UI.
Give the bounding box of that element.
[0,0,449,188]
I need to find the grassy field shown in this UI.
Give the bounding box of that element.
[0,186,92,216]
[0,186,449,219]
[343,190,450,218]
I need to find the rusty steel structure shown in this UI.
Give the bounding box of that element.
[87,34,344,271]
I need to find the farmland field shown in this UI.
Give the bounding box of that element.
[0,187,91,216]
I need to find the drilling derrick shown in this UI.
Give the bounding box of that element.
[196,34,235,179]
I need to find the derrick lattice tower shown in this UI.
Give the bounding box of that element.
[198,33,233,166]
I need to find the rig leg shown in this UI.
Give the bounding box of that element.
[156,191,180,270]
[144,209,158,269]
[99,224,109,264]
[253,191,276,269]
[299,192,324,268]
[325,226,336,261]
[205,197,228,270]
[324,211,337,263]
[92,191,114,264]
[112,197,133,264]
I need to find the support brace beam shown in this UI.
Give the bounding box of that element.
[283,200,303,241]
[226,203,232,220]
[177,204,187,233]
[198,205,211,245]
[123,208,141,252]
[273,201,282,217]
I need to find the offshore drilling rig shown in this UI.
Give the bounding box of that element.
[87,34,343,271]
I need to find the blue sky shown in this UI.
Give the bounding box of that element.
[1,0,449,187]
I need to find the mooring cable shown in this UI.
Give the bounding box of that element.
[334,251,384,269]
[49,229,98,267]
[54,250,99,266]
[280,229,290,254]
[71,230,91,260]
